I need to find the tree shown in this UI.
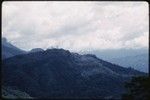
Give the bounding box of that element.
[122,76,150,100]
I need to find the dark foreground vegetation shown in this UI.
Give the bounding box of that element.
[122,76,150,100]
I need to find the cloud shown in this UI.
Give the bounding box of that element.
[2,1,149,52]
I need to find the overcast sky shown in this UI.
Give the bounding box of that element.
[2,1,149,52]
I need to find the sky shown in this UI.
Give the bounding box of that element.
[2,1,149,52]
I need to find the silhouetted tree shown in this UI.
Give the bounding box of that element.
[122,76,150,100]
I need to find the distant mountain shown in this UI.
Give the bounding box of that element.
[2,48,146,99]
[108,53,149,73]
[84,49,148,73]
[84,48,148,60]
[29,48,44,53]
[2,37,26,59]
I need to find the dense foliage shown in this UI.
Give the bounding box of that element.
[122,76,150,100]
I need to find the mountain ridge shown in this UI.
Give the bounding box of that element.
[109,53,148,73]
[2,48,146,99]
[2,37,26,59]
